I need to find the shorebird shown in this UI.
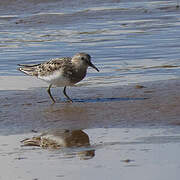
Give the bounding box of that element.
[18,53,99,103]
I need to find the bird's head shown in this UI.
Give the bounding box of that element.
[72,53,99,72]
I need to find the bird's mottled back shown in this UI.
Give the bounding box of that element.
[18,57,72,77]
[37,57,72,76]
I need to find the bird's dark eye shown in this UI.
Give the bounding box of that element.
[81,57,85,60]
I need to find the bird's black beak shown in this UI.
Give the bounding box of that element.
[89,62,99,72]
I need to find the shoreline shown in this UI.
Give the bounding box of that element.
[0,76,180,135]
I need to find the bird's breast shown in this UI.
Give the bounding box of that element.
[69,68,87,84]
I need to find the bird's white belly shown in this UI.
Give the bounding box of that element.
[38,70,72,87]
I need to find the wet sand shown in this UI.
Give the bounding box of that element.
[0,76,180,134]
[0,76,180,179]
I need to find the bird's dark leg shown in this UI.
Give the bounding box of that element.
[63,86,73,102]
[47,84,56,103]
[177,0,179,8]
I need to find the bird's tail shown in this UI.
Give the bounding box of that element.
[17,64,39,76]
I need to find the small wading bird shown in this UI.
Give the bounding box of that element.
[18,53,99,103]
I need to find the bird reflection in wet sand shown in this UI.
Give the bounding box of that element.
[21,129,95,160]
[18,53,99,103]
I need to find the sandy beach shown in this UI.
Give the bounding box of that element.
[0,76,180,179]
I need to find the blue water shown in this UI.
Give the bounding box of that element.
[0,0,180,86]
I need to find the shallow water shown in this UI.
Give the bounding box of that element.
[1,0,180,86]
[1,127,180,180]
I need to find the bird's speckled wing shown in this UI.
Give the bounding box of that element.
[18,57,73,77]
[37,57,72,77]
